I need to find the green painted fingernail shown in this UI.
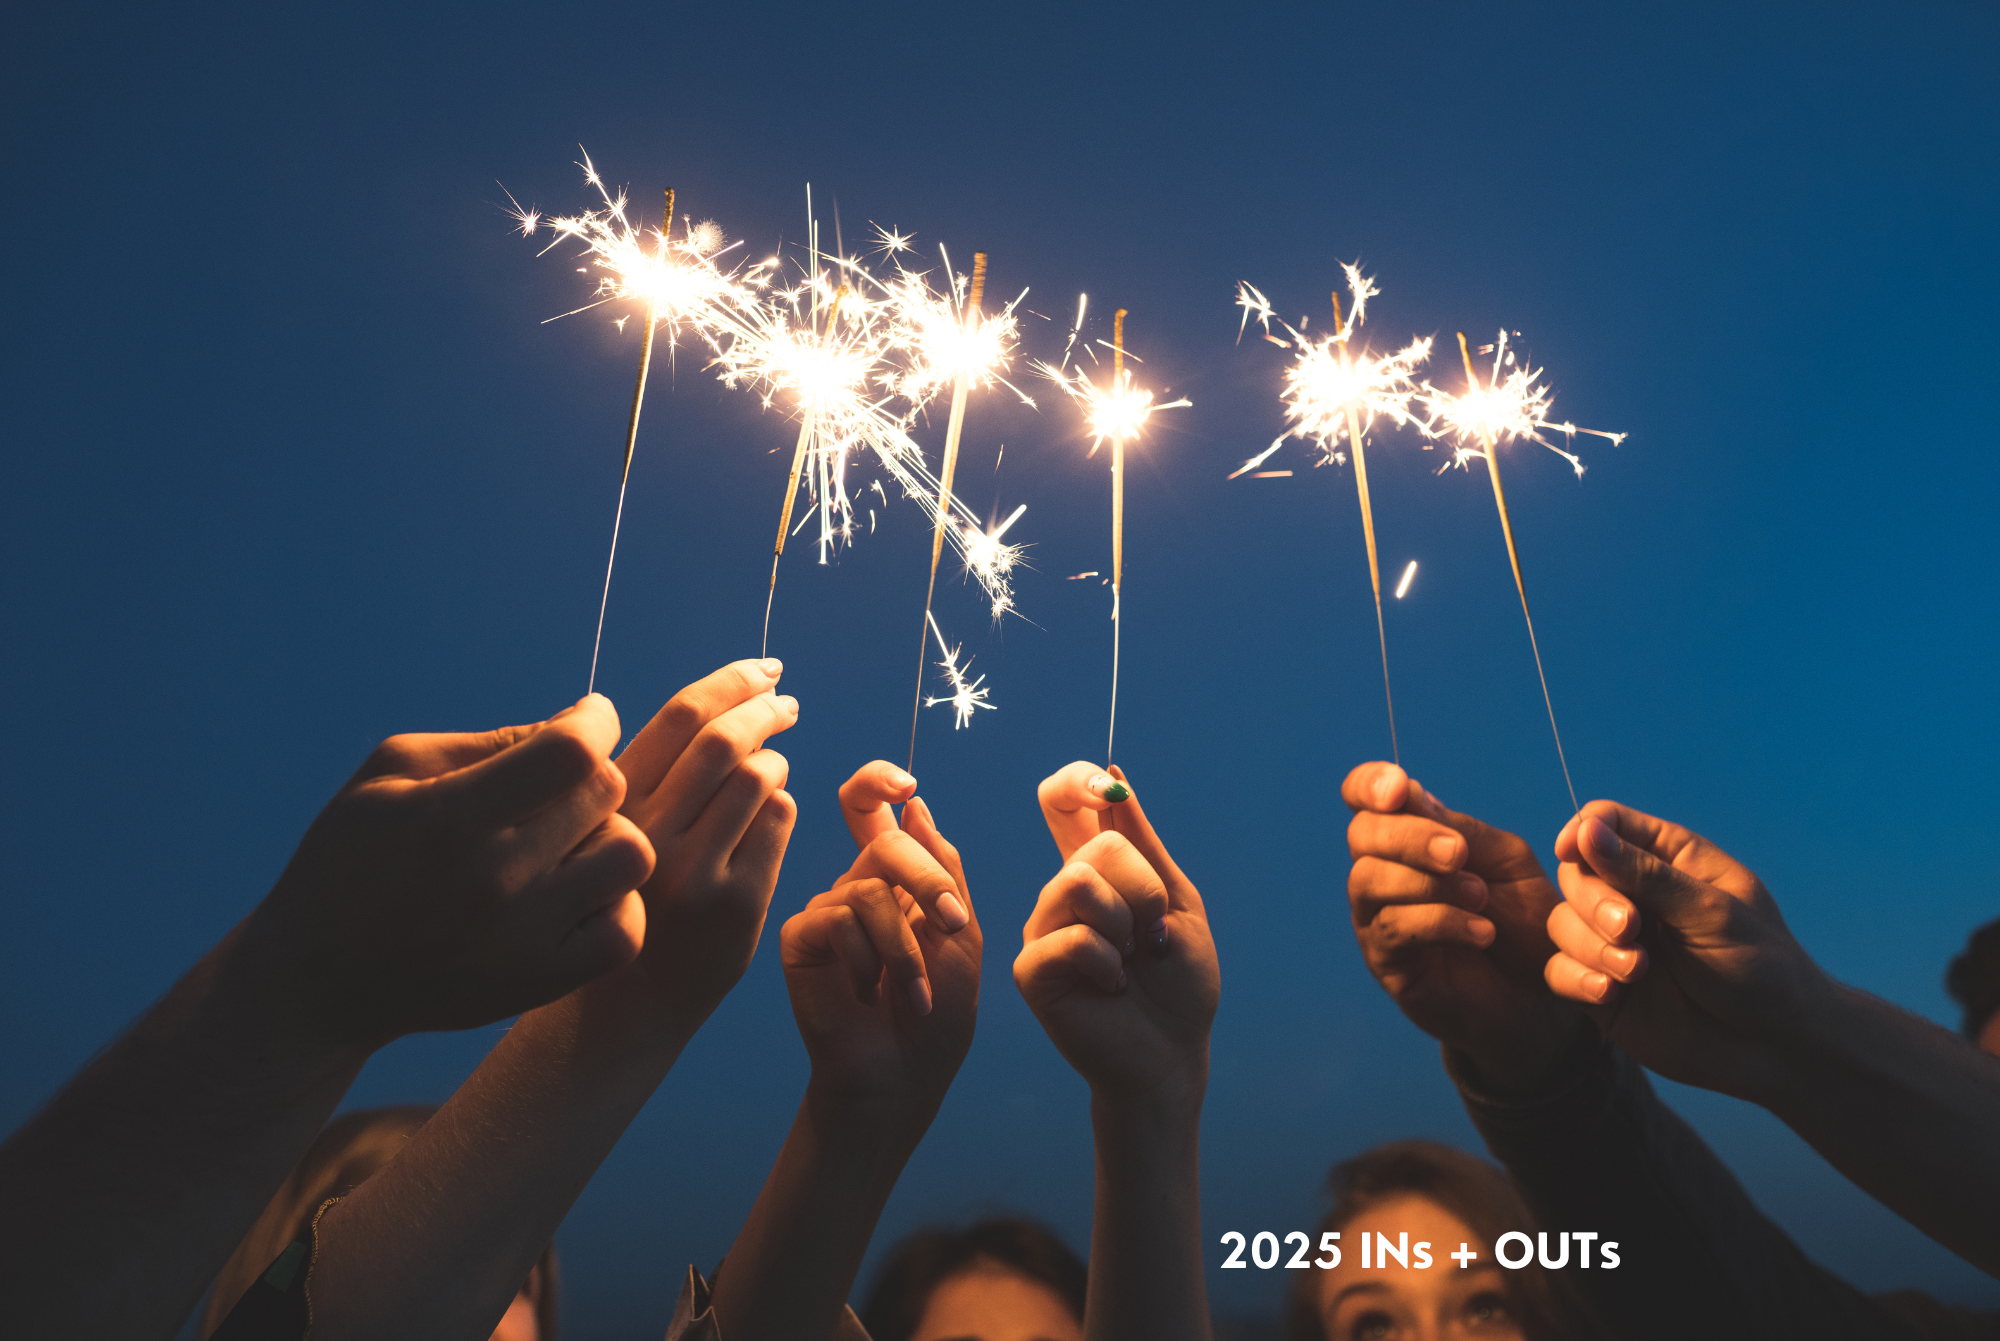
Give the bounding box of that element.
[1101,781,1130,803]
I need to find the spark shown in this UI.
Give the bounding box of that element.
[923,611,995,729]
[1395,560,1417,599]
[1421,329,1626,480]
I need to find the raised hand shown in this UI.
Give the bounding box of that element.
[239,692,655,1049]
[1544,801,1824,1097]
[606,657,800,1023]
[780,761,980,1113]
[1019,763,1217,1105]
[1343,761,1582,1094]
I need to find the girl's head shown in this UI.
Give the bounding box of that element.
[859,1217,1087,1341]
[1284,1141,1581,1341]
[202,1106,557,1340]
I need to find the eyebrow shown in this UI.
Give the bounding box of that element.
[1330,1281,1393,1307]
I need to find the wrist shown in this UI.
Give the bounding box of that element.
[1089,1055,1208,1137]
[1450,1007,1590,1103]
[801,1075,942,1153]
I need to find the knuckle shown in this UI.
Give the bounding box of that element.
[658,694,706,741]
[541,723,602,779]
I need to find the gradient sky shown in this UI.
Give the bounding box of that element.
[5,1,1997,1333]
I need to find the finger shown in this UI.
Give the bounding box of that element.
[1563,814,1714,924]
[506,755,628,875]
[1013,922,1127,1002]
[617,659,785,799]
[1556,800,1750,894]
[840,877,932,1015]
[650,693,800,835]
[360,723,536,783]
[1547,900,1647,982]
[1340,761,1416,814]
[543,813,657,929]
[435,695,622,826]
[839,760,919,849]
[1348,855,1489,926]
[786,904,885,1004]
[1069,830,1172,945]
[1038,761,1114,860]
[897,796,973,932]
[727,788,797,884]
[1556,859,1643,946]
[1364,902,1497,967]
[1024,860,1136,950]
[1347,810,1473,875]
[680,750,790,877]
[1545,949,1617,1006]
[542,889,648,997]
[846,830,964,937]
[1098,769,1201,916]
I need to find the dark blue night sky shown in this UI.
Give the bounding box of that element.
[4,1,1996,1332]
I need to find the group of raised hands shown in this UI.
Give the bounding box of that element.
[0,659,1218,1341]
[4,659,1995,1341]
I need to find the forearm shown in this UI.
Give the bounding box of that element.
[0,930,367,1338]
[1085,1074,1211,1341]
[1759,980,2000,1277]
[711,1084,932,1341]
[306,978,698,1340]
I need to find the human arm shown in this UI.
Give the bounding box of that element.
[282,661,800,1340]
[710,761,980,1341]
[1019,763,1218,1341]
[0,694,651,1339]
[1544,803,2000,1277]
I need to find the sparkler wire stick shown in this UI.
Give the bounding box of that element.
[588,187,672,695]
[1109,308,1126,764]
[1337,289,1398,766]
[906,252,988,772]
[1456,331,1578,813]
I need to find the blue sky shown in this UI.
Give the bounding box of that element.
[4,0,1996,1330]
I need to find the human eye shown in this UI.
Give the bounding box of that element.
[1463,1290,1514,1331]
[1349,1312,1399,1341]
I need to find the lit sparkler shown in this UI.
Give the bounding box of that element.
[1422,330,1627,812]
[923,610,995,729]
[1037,308,1191,763]
[1233,265,1433,763]
[511,153,757,691]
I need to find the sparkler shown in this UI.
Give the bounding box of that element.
[1424,330,1626,813]
[923,610,995,729]
[1233,266,1432,763]
[701,211,1025,658]
[512,154,755,691]
[1037,309,1191,763]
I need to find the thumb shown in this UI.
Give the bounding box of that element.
[1573,813,1711,924]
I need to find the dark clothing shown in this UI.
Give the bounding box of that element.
[1447,1035,2000,1341]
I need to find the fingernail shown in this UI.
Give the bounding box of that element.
[1458,873,1488,908]
[760,657,784,678]
[1376,771,1402,808]
[1428,833,1464,865]
[888,767,916,790]
[907,978,933,1016]
[1584,817,1619,861]
[1089,773,1130,802]
[1144,916,1170,957]
[1113,969,1128,994]
[1596,901,1630,937]
[776,695,800,716]
[1606,946,1640,976]
[1469,917,1496,945]
[1584,971,1611,1001]
[935,891,969,932]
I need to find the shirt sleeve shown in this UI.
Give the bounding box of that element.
[207,1198,340,1341]
[1445,1035,1932,1341]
